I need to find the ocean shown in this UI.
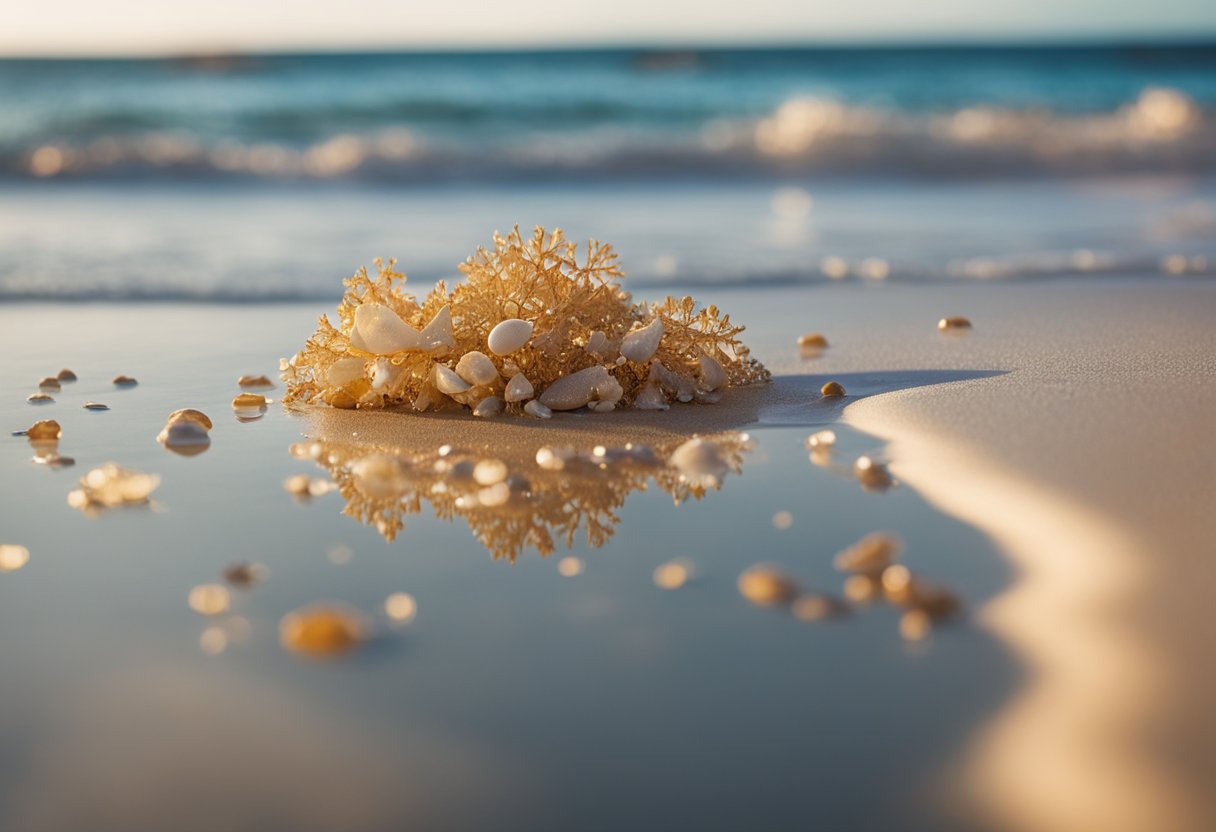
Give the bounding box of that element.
[2,43,1214,299]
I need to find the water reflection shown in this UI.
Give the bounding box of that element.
[289,431,752,561]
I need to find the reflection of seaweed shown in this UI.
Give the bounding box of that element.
[291,432,751,561]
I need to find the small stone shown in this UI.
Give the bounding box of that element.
[350,454,409,500]
[188,584,231,616]
[232,392,267,409]
[487,318,534,355]
[433,364,471,395]
[900,609,932,641]
[158,419,211,453]
[504,373,534,403]
[326,357,367,388]
[27,393,54,404]
[26,419,61,441]
[112,375,138,386]
[38,377,61,391]
[350,302,424,355]
[772,510,793,529]
[82,402,110,411]
[792,593,848,621]
[737,564,799,607]
[620,317,663,363]
[238,374,274,388]
[420,304,456,353]
[68,463,160,511]
[633,383,669,411]
[854,456,893,491]
[473,458,508,486]
[455,351,499,386]
[698,355,728,391]
[283,474,313,496]
[804,429,836,449]
[558,557,585,577]
[834,532,901,576]
[538,366,613,411]
[223,562,268,587]
[166,409,213,430]
[821,381,846,397]
[384,592,418,624]
[797,333,829,349]
[280,604,368,656]
[669,436,729,488]
[0,544,31,572]
[472,396,503,418]
[369,358,401,391]
[56,369,77,381]
[938,316,972,332]
[653,558,693,590]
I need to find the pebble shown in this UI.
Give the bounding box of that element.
[834,532,902,576]
[698,355,728,391]
[797,333,829,349]
[792,593,848,621]
[653,558,693,590]
[455,351,500,386]
[238,374,275,388]
[669,436,729,488]
[56,369,77,381]
[487,318,534,355]
[38,377,61,392]
[82,402,110,411]
[504,372,534,403]
[350,454,409,499]
[620,317,664,363]
[633,383,669,410]
[188,584,231,616]
[538,366,612,411]
[67,463,160,510]
[557,556,585,577]
[112,375,138,386]
[223,562,268,587]
[472,396,504,418]
[900,609,933,641]
[231,392,267,409]
[26,419,62,441]
[166,408,213,430]
[384,592,418,624]
[280,604,368,656]
[821,381,846,397]
[369,357,401,391]
[158,419,211,453]
[523,400,553,419]
[327,357,367,388]
[737,564,799,606]
[772,510,794,529]
[938,316,973,332]
[433,363,471,395]
[0,544,31,572]
[854,456,893,490]
[27,393,54,404]
[473,458,508,486]
[804,429,836,449]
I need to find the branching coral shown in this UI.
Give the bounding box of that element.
[282,227,769,416]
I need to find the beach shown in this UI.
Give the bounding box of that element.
[2,274,1214,831]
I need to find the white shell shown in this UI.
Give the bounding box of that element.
[524,400,553,419]
[369,358,402,391]
[472,396,504,418]
[538,366,611,411]
[455,351,500,386]
[633,383,670,410]
[669,437,728,488]
[698,355,728,391]
[351,454,409,500]
[326,357,366,388]
[433,364,471,395]
[420,304,456,353]
[620,318,663,363]
[504,372,534,403]
[157,420,211,448]
[350,303,425,355]
[487,319,534,355]
[649,361,696,403]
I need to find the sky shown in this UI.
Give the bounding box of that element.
[2,0,1215,56]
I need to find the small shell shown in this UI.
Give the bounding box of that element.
[27,393,54,404]
[326,357,366,388]
[433,364,471,395]
[0,544,31,572]
[455,351,499,386]
[585,330,609,355]
[167,409,213,430]
[56,369,77,381]
[798,333,829,349]
[237,374,274,388]
[737,564,799,607]
[350,302,424,355]
[504,373,534,403]
[669,437,728,488]
[804,429,836,449]
[369,358,402,391]
[351,454,409,500]
[821,381,846,397]
[420,304,456,353]
[26,420,62,441]
[620,317,663,363]
[854,456,893,491]
[472,396,504,418]
[82,402,109,411]
[834,532,902,576]
[38,377,61,392]
[589,401,615,413]
[280,604,368,656]
[112,375,138,386]
[698,355,728,391]
[232,393,267,409]
[158,419,211,450]
[523,400,552,419]
[538,366,611,411]
[487,318,534,356]
[938,316,973,332]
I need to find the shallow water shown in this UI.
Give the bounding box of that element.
[0,304,1013,832]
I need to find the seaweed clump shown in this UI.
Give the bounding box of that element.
[281,227,769,415]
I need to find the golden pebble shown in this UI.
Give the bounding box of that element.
[881,565,915,603]
[56,368,77,381]
[854,456,893,490]
[283,474,313,496]
[900,609,933,641]
[27,392,54,404]
[798,333,829,349]
[820,381,846,397]
[232,392,267,409]
[38,377,61,392]
[834,531,902,576]
[384,592,418,624]
[280,604,368,656]
[557,556,585,577]
[82,402,110,411]
[167,408,213,430]
[222,562,268,587]
[804,429,836,450]
[0,544,31,572]
[792,593,846,621]
[772,510,794,530]
[26,419,62,441]
[112,375,138,386]
[737,564,799,607]
[653,558,693,590]
[843,574,881,603]
[938,316,972,332]
[237,374,275,389]
[188,584,231,616]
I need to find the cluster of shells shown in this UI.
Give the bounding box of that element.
[281,227,769,416]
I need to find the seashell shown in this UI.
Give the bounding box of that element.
[472,396,503,418]
[798,333,829,349]
[504,372,534,403]
[538,365,611,411]
[487,318,534,355]
[38,377,61,392]
[633,383,669,410]
[369,358,402,391]
[433,363,471,395]
[26,420,61,441]
[238,374,274,388]
[593,374,624,406]
[620,317,663,363]
[535,446,572,470]
[167,409,213,430]
[473,459,508,485]
[938,316,972,332]
[350,302,424,355]
[523,400,552,419]
[854,455,893,491]
[82,402,109,411]
[112,375,138,386]
[834,532,901,576]
[280,603,368,656]
[698,355,728,391]
[232,393,267,409]
[804,429,836,449]
[737,564,799,607]
[420,304,456,353]
[158,419,211,454]
[669,437,728,488]
[326,356,366,388]
[27,393,54,404]
[0,544,31,572]
[351,454,409,500]
[821,381,846,397]
[455,351,499,386]
[56,368,77,381]
[649,361,695,403]
[188,584,230,616]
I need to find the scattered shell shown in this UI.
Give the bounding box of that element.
[27,393,54,404]
[238,374,275,388]
[455,351,500,386]
[82,402,109,411]
[223,562,268,587]
[523,400,553,419]
[112,375,138,386]
[56,369,77,381]
[797,333,829,349]
[350,302,424,354]
[487,318,534,355]
[653,558,693,590]
[698,355,728,391]
[280,604,368,656]
[420,304,456,353]
[821,381,846,397]
[504,372,534,403]
[620,317,664,363]
[326,356,367,388]
[0,544,31,572]
[633,383,669,411]
[834,532,902,576]
[166,409,213,430]
[472,396,504,418]
[538,365,614,411]
[384,592,418,624]
[283,473,332,498]
[433,364,471,395]
[792,593,848,621]
[854,456,894,490]
[67,463,160,511]
[350,454,409,500]
[26,420,62,441]
[938,316,972,332]
[232,393,267,409]
[38,377,61,392]
[737,564,799,607]
[669,437,729,488]
[158,419,211,454]
[557,556,585,577]
[188,584,231,616]
[805,429,836,449]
